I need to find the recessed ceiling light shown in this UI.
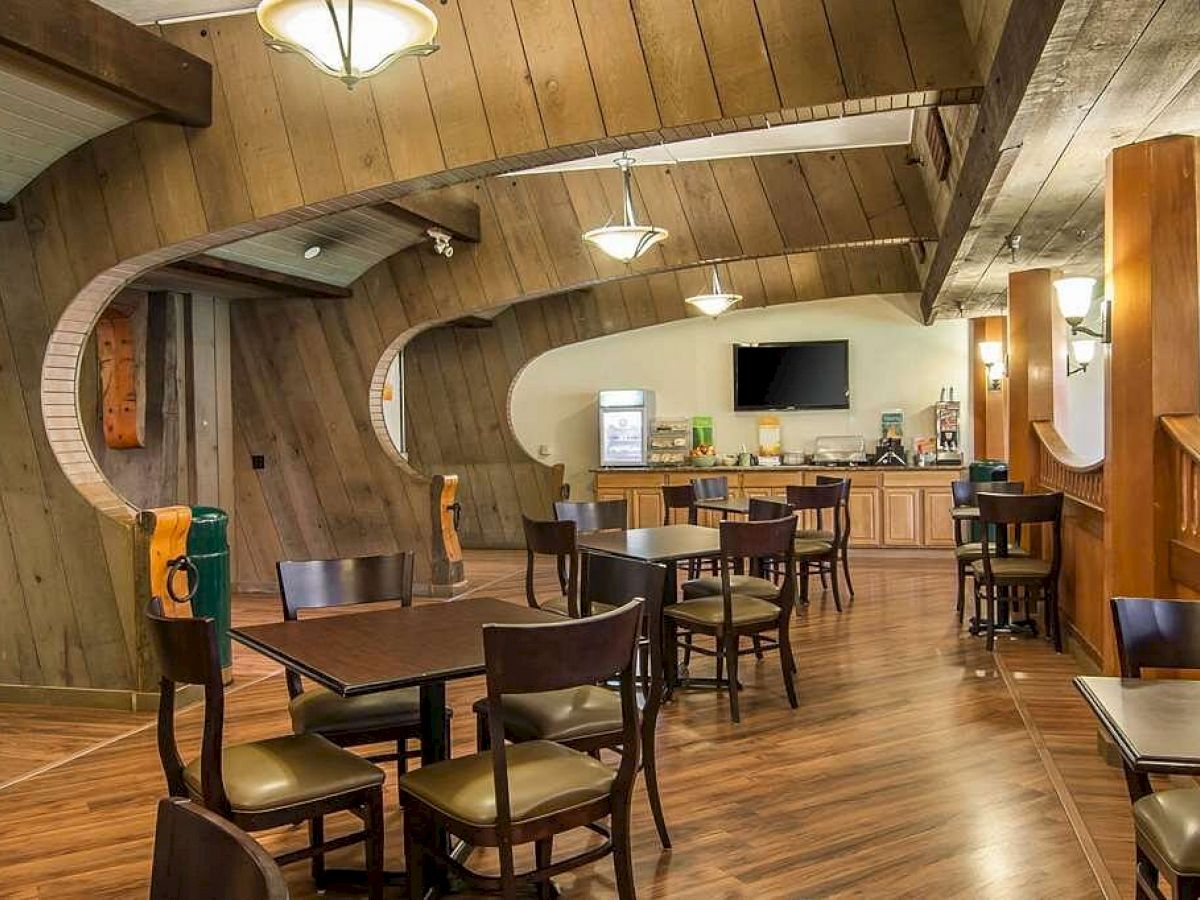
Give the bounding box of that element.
[303,245,322,260]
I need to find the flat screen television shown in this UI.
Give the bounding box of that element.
[733,341,850,411]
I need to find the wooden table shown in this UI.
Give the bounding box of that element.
[231,596,560,890]
[694,496,751,517]
[578,524,721,693]
[1075,676,1200,800]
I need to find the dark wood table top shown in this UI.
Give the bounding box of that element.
[1075,676,1200,774]
[230,597,559,697]
[578,524,721,562]
[694,497,750,515]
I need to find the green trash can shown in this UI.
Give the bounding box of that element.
[968,459,1009,483]
[187,506,232,681]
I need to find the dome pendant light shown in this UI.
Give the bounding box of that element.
[582,155,668,263]
[686,267,741,318]
[257,0,439,89]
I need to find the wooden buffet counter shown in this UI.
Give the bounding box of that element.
[593,466,965,550]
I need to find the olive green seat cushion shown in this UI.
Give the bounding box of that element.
[1134,788,1200,875]
[681,574,779,601]
[540,596,618,618]
[399,740,614,827]
[969,558,1053,580]
[663,594,781,628]
[290,685,420,735]
[955,542,1030,562]
[184,734,384,814]
[472,685,622,743]
[794,538,834,558]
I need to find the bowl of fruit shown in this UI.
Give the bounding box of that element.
[691,444,718,467]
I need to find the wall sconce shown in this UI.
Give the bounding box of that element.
[1067,338,1096,377]
[978,340,1005,392]
[1054,276,1111,343]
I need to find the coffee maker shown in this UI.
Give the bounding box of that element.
[935,388,963,466]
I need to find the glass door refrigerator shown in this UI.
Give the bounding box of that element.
[598,389,655,467]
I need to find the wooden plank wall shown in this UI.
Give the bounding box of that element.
[402,244,920,549]
[0,1,980,695]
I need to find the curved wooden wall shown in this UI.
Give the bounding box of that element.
[0,2,979,694]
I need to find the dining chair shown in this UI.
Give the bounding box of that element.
[662,482,701,579]
[523,516,579,617]
[814,475,855,596]
[1111,598,1200,900]
[786,483,843,611]
[973,491,1063,652]
[951,480,1026,620]
[691,475,729,501]
[399,602,645,900]
[663,515,799,723]
[554,499,628,532]
[145,599,386,898]
[150,797,288,900]
[472,555,672,849]
[680,497,791,670]
[277,553,440,804]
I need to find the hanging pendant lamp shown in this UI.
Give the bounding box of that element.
[686,267,741,317]
[582,155,668,263]
[257,0,439,89]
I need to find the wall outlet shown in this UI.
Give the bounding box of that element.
[251,454,265,470]
[537,444,551,458]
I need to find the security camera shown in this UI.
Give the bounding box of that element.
[428,228,453,258]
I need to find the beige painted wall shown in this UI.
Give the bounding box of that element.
[511,294,971,498]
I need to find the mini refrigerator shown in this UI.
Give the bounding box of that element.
[598,389,655,467]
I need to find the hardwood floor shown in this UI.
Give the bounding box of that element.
[0,551,1141,898]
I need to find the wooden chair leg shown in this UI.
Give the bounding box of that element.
[778,627,798,709]
[498,837,518,900]
[535,837,554,900]
[1135,846,1158,900]
[829,556,842,612]
[956,564,966,620]
[715,640,724,686]
[819,566,828,590]
[986,582,997,652]
[841,550,855,596]
[799,562,810,608]
[752,635,764,660]
[396,739,407,807]
[1049,584,1063,653]
[309,815,325,887]
[643,733,671,849]
[725,633,740,723]
[403,808,425,900]
[363,789,384,900]
[611,795,636,900]
[682,632,693,669]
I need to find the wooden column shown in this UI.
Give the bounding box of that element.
[1104,135,1200,652]
[969,315,1009,460]
[1006,269,1067,489]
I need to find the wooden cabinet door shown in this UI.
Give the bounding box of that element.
[595,488,632,527]
[883,488,921,547]
[631,487,665,528]
[846,488,881,548]
[922,488,956,547]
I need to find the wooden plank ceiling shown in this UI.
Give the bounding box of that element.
[925,0,1200,317]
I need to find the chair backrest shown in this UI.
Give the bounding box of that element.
[691,476,729,500]
[276,552,415,697]
[150,798,288,900]
[717,516,798,619]
[523,516,578,615]
[554,499,628,532]
[977,491,1064,576]
[145,598,229,814]
[1111,598,1200,676]
[951,480,1025,507]
[749,497,792,521]
[814,475,851,544]
[786,482,843,547]
[483,602,644,838]
[661,483,697,525]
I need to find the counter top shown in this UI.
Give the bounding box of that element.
[593,465,964,473]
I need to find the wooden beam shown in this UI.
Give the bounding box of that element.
[137,256,351,300]
[0,0,211,127]
[919,0,1066,322]
[384,190,482,243]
